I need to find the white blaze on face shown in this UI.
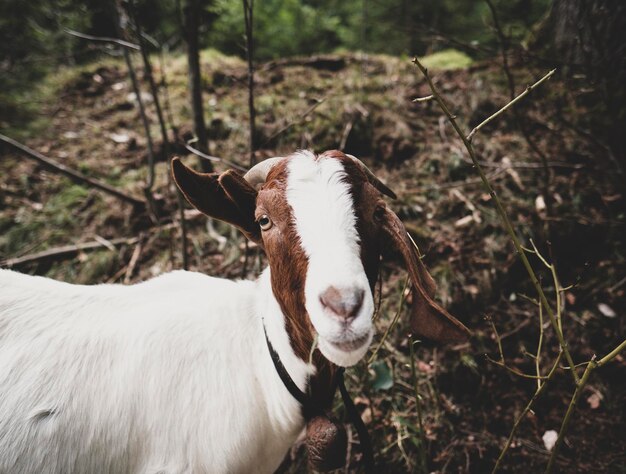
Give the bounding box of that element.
[286,151,374,367]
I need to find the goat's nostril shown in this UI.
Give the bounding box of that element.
[319,286,365,321]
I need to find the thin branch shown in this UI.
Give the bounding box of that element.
[242,0,257,166]
[123,237,143,283]
[182,0,212,173]
[412,57,580,385]
[486,315,505,363]
[545,357,595,473]
[492,352,563,473]
[536,302,544,390]
[484,0,514,97]
[545,338,626,473]
[184,141,247,172]
[457,154,585,170]
[110,0,157,220]
[368,275,410,365]
[1,237,139,268]
[128,1,188,270]
[0,133,145,208]
[597,339,626,367]
[403,166,509,193]
[409,335,429,474]
[64,27,140,50]
[467,69,556,142]
[485,356,548,380]
[484,0,553,236]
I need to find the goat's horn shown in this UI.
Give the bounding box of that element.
[243,157,284,190]
[346,154,397,199]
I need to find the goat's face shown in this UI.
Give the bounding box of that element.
[172,150,470,368]
[254,151,381,366]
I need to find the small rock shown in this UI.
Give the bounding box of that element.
[535,195,546,213]
[597,303,616,318]
[542,430,558,451]
[126,91,153,104]
[586,391,602,409]
[110,132,130,144]
[454,215,474,228]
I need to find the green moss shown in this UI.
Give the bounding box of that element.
[0,218,44,257]
[46,184,89,225]
[420,49,473,71]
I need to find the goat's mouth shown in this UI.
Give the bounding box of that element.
[316,328,373,367]
[327,332,371,352]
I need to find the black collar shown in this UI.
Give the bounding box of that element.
[262,321,374,471]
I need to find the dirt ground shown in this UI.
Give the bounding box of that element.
[1,50,624,473]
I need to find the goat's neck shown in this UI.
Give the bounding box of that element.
[256,268,339,413]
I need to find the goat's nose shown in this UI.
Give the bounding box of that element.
[319,286,365,321]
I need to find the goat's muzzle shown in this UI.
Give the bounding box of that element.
[319,286,365,322]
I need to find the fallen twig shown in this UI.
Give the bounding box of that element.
[64,27,140,50]
[0,133,145,208]
[124,238,143,283]
[1,237,139,268]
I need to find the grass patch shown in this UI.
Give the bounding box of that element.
[420,48,473,70]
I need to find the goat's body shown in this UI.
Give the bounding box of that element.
[0,269,309,474]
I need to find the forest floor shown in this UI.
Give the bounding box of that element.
[1,49,624,473]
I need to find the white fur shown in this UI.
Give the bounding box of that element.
[286,151,374,366]
[0,269,308,474]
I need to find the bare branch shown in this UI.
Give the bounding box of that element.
[545,358,595,473]
[64,28,140,51]
[182,0,212,173]
[109,0,157,221]
[242,0,257,166]
[492,352,563,473]
[1,237,139,268]
[409,335,429,474]
[128,0,189,269]
[368,276,410,365]
[597,339,626,367]
[183,141,247,172]
[0,133,145,208]
[467,69,556,142]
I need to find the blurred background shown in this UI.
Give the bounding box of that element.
[0,0,624,472]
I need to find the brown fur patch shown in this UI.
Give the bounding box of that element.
[257,151,386,410]
[257,160,314,363]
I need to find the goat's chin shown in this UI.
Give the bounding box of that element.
[318,330,373,367]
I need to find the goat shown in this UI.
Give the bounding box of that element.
[0,150,469,473]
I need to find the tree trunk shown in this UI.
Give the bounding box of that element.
[547,0,626,170]
[183,0,212,173]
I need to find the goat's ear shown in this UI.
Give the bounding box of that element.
[381,208,471,343]
[171,158,261,243]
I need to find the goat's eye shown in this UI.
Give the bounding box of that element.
[258,215,273,231]
[373,205,386,222]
